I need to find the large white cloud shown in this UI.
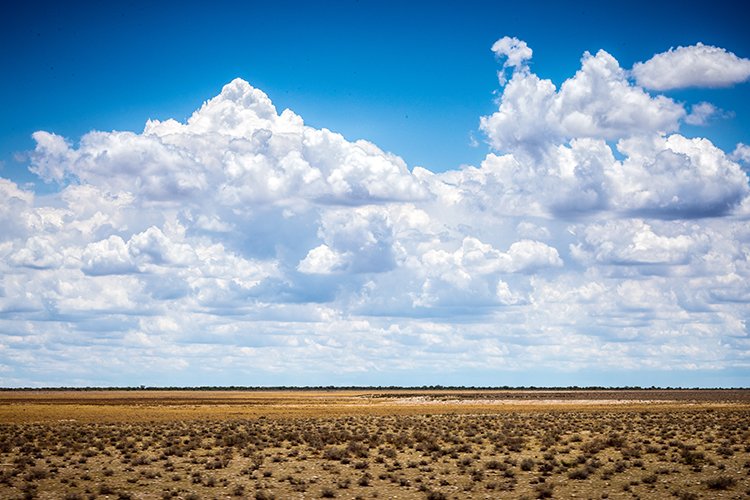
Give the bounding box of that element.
[2,39,750,386]
[477,40,749,219]
[610,134,749,217]
[31,79,427,206]
[633,43,750,90]
[480,48,685,154]
[570,219,708,267]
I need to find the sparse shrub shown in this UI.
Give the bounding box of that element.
[98,483,115,495]
[470,468,484,482]
[716,445,733,457]
[642,473,657,484]
[323,446,348,461]
[568,467,589,480]
[2,391,749,500]
[534,482,554,498]
[706,475,736,490]
[25,466,48,481]
[425,490,447,500]
[485,459,504,470]
[681,449,704,465]
[131,455,151,466]
[254,490,275,500]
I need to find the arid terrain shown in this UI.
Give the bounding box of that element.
[0,389,748,499]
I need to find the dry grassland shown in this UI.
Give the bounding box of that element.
[0,390,748,499]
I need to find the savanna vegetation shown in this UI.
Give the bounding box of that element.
[0,389,748,499]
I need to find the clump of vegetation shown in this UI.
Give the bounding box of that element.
[705,475,736,490]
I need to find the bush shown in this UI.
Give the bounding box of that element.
[98,483,115,495]
[568,467,589,480]
[254,490,275,500]
[425,490,447,500]
[323,446,347,461]
[485,459,504,470]
[535,483,554,498]
[706,476,736,490]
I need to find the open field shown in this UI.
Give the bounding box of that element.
[1,390,748,499]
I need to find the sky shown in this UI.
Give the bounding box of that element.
[1,1,749,387]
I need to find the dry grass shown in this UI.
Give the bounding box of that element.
[0,390,748,498]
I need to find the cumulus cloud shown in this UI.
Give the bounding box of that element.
[492,36,533,68]
[477,40,749,219]
[610,134,749,217]
[491,36,533,84]
[570,219,708,267]
[731,143,750,164]
[410,236,558,308]
[633,43,750,90]
[30,79,427,207]
[2,39,750,386]
[685,102,720,126]
[480,49,685,154]
[298,245,344,274]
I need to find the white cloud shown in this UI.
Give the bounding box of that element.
[81,235,135,276]
[28,131,73,182]
[731,143,750,164]
[685,102,719,126]
[516,221,551,240]
[570,219,707,267]
[0,179,34,238]
[310,206,398,274]
[8,235,64,269]
[491,36,533,84]
[610,134,749,217]
[480,49,685,154]
[476,39,749,219]
[633,43,750,90]
[505,239,563,271]
[3,39,750,386]
[298,244,344,274]
[491,36,533,68]
[30,79,427,207]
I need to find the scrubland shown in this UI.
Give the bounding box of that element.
[0,390,748,499]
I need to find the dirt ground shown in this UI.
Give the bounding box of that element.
[1,389,748,499]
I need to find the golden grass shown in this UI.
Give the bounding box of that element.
[0,389,747,423]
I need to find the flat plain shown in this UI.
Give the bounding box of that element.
[0,389,748,499]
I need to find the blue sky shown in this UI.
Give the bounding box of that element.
[3,1,748,177]
[1,1,749,387]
